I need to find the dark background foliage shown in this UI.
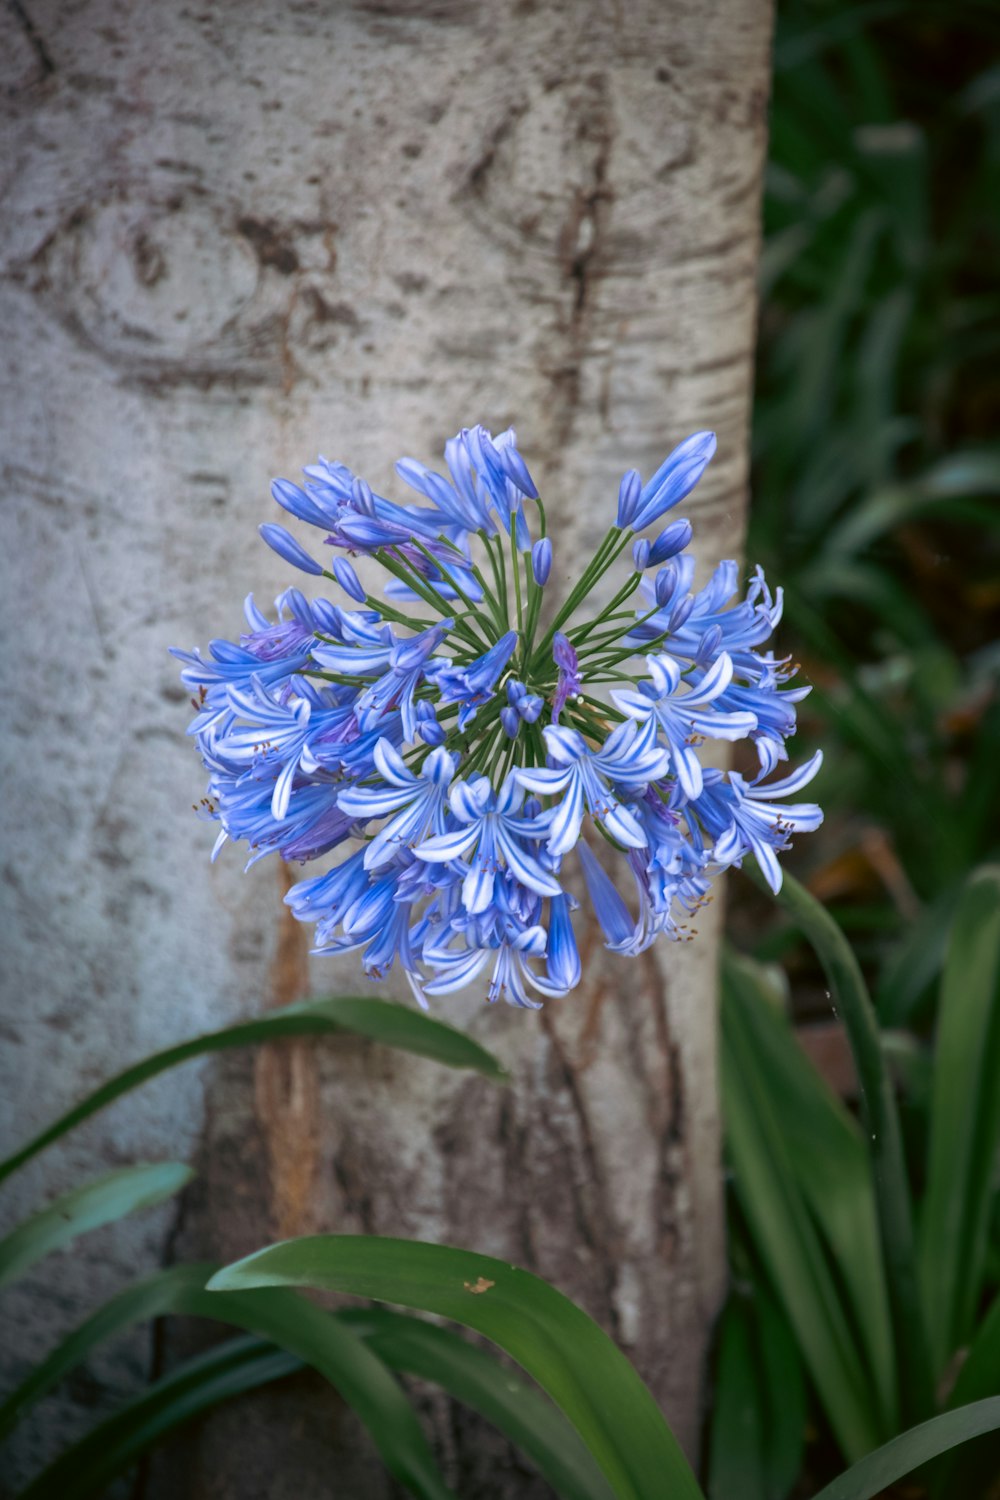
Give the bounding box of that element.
[733,0,1000,1022]
[717,5,1000,1493]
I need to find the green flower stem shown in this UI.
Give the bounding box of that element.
[521,571,543,670]
[587,624,672,674]
[376,550,487,654]
[575,606,661,658]
[579,693,626,724]
[751,864,935,1429]
[569,573,642,649]
[478,531,508,630]
[410,540,495,639]
[468,561,508,637]
[528,527,631,675]
[360,596,441,634]
[525,721,546,768]
[494,534,509,617]
[509,516,525,641]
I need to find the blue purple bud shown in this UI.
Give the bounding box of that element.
[259,523,324,575]
[532,537,552,586]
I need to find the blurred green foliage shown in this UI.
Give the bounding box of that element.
[716,4,1000,1491]
[746,0,1000,992]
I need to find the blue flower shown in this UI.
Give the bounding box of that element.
[337,740,457,869]
[695,752,824,893]
[415,772,560,914]
[515,716,669,856]
[176,421,822,1006]
[551,632,581,724]
[630,431,717,531]
[426,631,519,730]
[613,652,758,800]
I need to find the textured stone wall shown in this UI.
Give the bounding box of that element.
[0,1,772,1494]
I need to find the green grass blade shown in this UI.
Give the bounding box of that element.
[931,1295,1000,1499]
[0,1163,193,1290]
[877,886,959,1026]
[0,997,506,1184]
[722,996,881,1460]
[1,1264,457,1499]
[809,1398,1000,1500]
[723,952,897,1433]
[339,1308,616,1500]
[16,1335,302,1500]
[708,1296,767,1500]
[948,1295,1000,1413]
[755,1281,807,1500]
[753,865,934,1427]
[207,1235,705,1500]
[0,1263,217,1439]
[919,866,1000,1373]
[1,1259,611,1500]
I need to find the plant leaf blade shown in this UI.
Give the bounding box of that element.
[810,1398,1000,1500]
[208,1234,705,1500]
[0,997,506,1184]
[0,1162,193,1289]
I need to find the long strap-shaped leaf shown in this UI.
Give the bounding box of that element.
[919,865,1000,1374]
[721,1003,881,1460]
[722,951,897,1435]
[16,1336,303,1500]
[0,1263,218,1439]
[751,864,934,1427]
[11,1274,456,1500]
[0,997,506,1184]
[340,1308,616,1500]
[809,1397,1000,1500]
[0,1163,193,1289]
[1,1264,612,1500]
[208,1235,705,1500]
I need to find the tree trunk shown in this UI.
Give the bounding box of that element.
[0,1,772,1495]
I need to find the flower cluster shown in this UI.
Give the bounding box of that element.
[174,425,822,1008]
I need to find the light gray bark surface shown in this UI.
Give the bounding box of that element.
[0,1,772,1495]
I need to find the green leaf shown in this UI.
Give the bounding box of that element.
[712,1235,808,1500]
[948,1295,1000,1414]
[709,1296,766,1500]
[0,1263,456,1500]
[0,1163,193,1290]
[931,1295,1000,1499]
[751,866,934,1428]
[1,1260,611,1500]
[721,980,882,1461]
[755,1282,807,1499]
[809,1397,1000,1500]
[919,866,1000,1373]
[207,1235,705,1500]
[722,952,897,1436]
[0,1263,218,1440]
[877,886,959,1026]
[0,997,506,1184]
[16,1335,303,1500]
[339,1308,616,1500]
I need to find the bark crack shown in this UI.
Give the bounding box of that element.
[7,0,55,79]
[540,1004,623,1341]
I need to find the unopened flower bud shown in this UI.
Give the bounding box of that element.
[259,524,324,576]
[616,469,642,528]
[531,537,552,586]
[648,518,692,566]
[333,557,367,603]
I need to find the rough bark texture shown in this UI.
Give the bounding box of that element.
[0,1,772,1495]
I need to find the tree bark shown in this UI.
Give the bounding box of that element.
[0,1,772,1495]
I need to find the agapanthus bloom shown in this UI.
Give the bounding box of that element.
[174,424,821,1008]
